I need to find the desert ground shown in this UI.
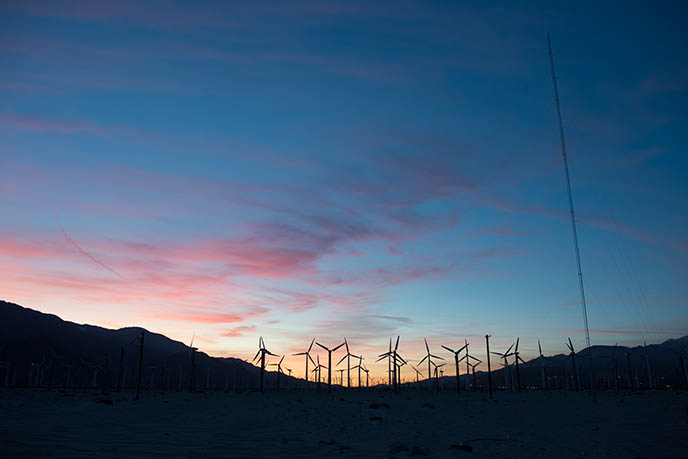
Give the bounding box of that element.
[1,388,686,458]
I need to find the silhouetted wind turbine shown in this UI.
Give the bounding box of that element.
[512,338,526,392]
[378,336,404,392]
[566,337,580,391]
[610,343,619,390]
[352,355,363,389]
[253,336,277,392]
[361,365,369,388]
[419,338,444,390]
[395,351,408,389]
[337,338,360,388]
[442,342,468,394]
[316,340,345,393]
[268,355,286,390]
[469,359,481,389]
[491,342,515,390]
[311,355,326,392]
[431,361,446,390]
[410,365,423,385]
[292,338,316,386]
[538,340,548,390]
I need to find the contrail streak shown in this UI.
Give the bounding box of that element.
[56,219,122,278]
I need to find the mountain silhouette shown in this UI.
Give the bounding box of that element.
[0,300,296,390]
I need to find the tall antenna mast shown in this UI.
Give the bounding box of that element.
[547,34,591,351]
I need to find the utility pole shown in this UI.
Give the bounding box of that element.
[135,331,144,400]
[548,34,593,388]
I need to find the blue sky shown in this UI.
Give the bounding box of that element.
[1,1,686,380]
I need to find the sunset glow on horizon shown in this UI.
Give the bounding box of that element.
[2,1,687,380]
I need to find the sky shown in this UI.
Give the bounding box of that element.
[1,1,687,382]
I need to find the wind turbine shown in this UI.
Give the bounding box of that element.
[396,358,407,387]
[410,365,423,386]
[311,355,326,392]
[336,338,360,389]
[361,365,369,388]
[566,338,580,391]
[419,338,444,391]
[315,340,345,392]
[442,342,468,394]
[292,338,316,386]
[610,343,619,390]
[268,355,285,390]
[352,355,363,389]
[512,338,526,392]
[253,336,277,392]
[431,361,446,390]
[189,334,198,392]
[491,342,515,390]
[378,336,404,392]
[538,340,548,390]
[469,359,481,389]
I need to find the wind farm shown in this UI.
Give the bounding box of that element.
[2,1,687,458]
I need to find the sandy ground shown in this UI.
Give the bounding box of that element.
[1,388,686,458]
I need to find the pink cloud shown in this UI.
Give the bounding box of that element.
[388,246,403,255]
[0,112,107,136]
[150,308,268,325]
[221,325,257,338]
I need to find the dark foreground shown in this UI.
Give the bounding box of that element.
[1,388,686,458]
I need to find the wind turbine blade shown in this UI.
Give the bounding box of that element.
[441,345,455,353]
[308,354,316,366]
[458,355,467,363]
[394,335,400,351]
[344,337,349,353]
[332,342,345,352]
[538,340,542,356]
[190,333,195,348]
[308,338,315,352]
[253,350,261,362]
[259,336,264,349]
[315,342,328,351]
[378,352,391,358]
[418,355,428,365]
[430,354,444,360]
[515,337,520,352]
[293,352,306,356]
[457,344,468,354]
[266,351,278,357]
[424,338,429,353]
[279,355,285,364]
[336,354,347,366]
[490,352,503,356]
[505,343,514,354]
[376,356,388,363]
